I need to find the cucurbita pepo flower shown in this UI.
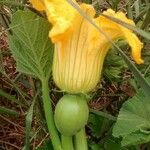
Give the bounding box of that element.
[30,0,143,93]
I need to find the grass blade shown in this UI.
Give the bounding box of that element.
[90,109,116,121]
[23,94,37,150]
[0,0,26,7]
[0,106,19,116]
[126,0,133,19]
[0,88,23,105]
[141,6,150,29]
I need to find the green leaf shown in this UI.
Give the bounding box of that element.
[9,10,53,80]
[104,138,121,150]
[104,46,126,81]
[113,91,150,146]
[121,130,150,146]
[88,113,104,137]
[90,135,128,150]
[90,143,103,150]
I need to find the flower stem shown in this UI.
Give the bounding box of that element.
[61,135,74,150]
[75,128,88,150]
[41,79,62,150]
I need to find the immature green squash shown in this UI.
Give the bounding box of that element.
[54,94,89,136]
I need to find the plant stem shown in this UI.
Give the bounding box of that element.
[75,128,88,150]
[61,135,74,150]
[41,79,62,150]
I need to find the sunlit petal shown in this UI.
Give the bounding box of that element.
[96,9,144,64]
[29,0,45,11]
[43,0,77,42]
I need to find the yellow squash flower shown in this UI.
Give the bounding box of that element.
[30,0,143,93]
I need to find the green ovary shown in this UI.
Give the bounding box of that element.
[54,94,89,136]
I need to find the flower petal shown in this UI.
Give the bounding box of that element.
[29,0,144,93]
[42,0,77,42]
[29,0,45,11]
[96,9,143,64]
[52,4,105,93]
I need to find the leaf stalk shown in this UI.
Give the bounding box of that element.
[41,79,62,150]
